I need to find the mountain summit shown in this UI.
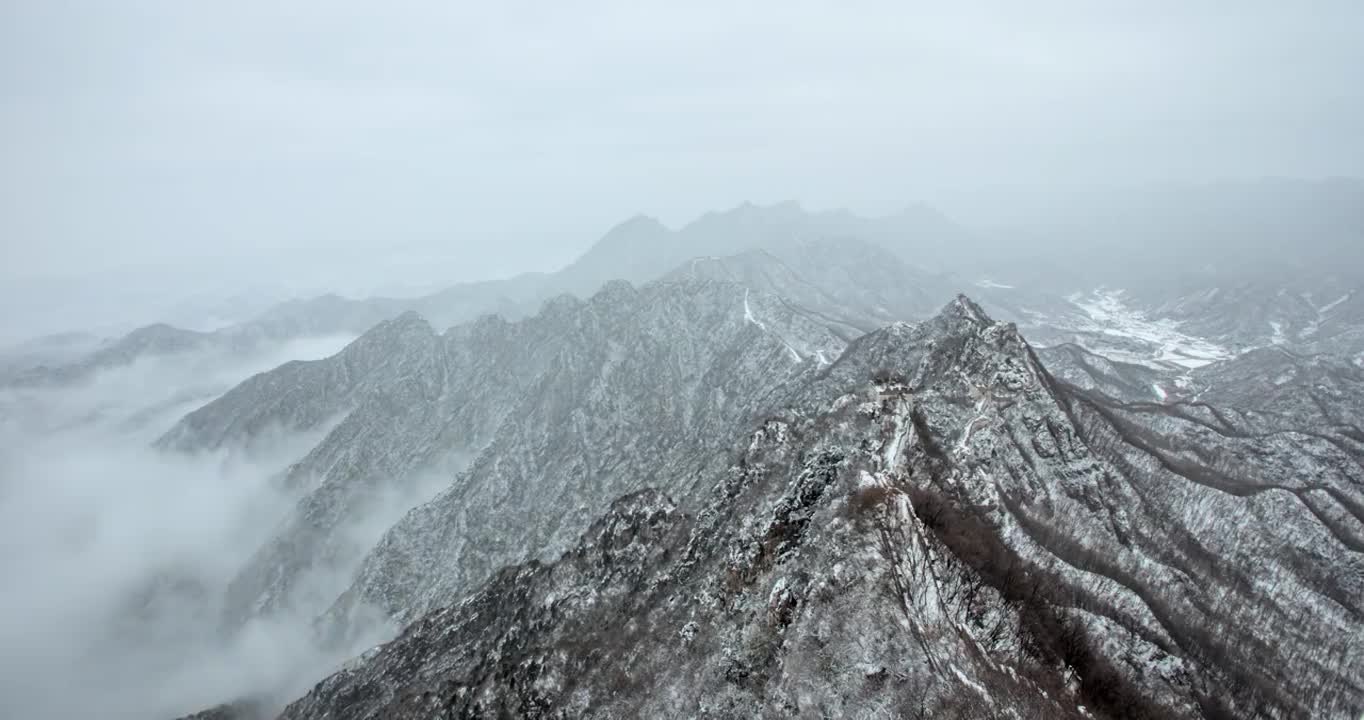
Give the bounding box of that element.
[207,293,1362,719]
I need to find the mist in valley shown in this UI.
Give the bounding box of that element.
[0,336,437,719]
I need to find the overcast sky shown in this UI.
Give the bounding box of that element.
[2,1,1362,335]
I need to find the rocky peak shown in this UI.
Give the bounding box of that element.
[270,298,1124,718]
[154,310,439,454]
[272,287,1363,719]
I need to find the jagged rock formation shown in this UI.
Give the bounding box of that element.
[273,298,1362,719]
[156,312,443,455]
[319,278,849,638]
[132,200,1361,719]
[166,277,853,635]
[10,194,1360,720]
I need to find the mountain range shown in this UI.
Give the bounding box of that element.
[2,193,1361,719]
[11,191,1361,393]
[192,289,1362,719]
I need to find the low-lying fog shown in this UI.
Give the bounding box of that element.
[0,334,422,719]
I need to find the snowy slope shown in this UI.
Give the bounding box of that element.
[272,297,1364,720]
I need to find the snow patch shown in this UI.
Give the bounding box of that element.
[1299,292,1352,340]
[1319,293,1351,315]
[742,289,766,331]
[950,663,993,705]
[881,403,912,471]
[767,577,788,605]
[743,288,802,364]
[1070,289,1231,370]
[1268,321,1287,345]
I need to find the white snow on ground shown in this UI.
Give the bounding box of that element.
[1299,292,1354,339]
[1299,318,1320,340]
[976,279,1015,290]
[743,288,802,363]
[1319,292,1352,315]
[881,399,912,471]
[1069,289,1232,369]
[1269,321,1287,345]
[1151,383,1168,401]
[742,289,766,331]
[950,663,993,705]
[1299,292,1353,340]
[956,398,991,455]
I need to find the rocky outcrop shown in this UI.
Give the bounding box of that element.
[156,312,441,455]
[179,277,853,636]
[318,278,850,637]
[277,298,1364,719]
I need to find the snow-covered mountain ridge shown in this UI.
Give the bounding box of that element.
[265,296,1363,719]
[154,274,1364,718]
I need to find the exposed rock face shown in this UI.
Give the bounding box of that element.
[170,277,853,635]
[15,199,1363,720]
[275,298,1364,719]
[320,278,850,636]
[157,312,442,455]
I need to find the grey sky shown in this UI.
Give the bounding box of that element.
[2,1,1362,332]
